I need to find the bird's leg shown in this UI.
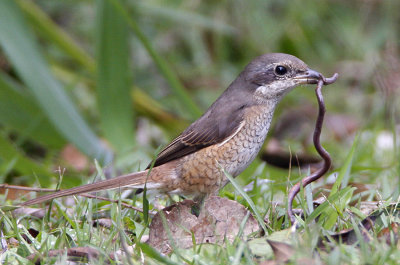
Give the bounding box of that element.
[191,194,207,217]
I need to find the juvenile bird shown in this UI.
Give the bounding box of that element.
[22,53,323,206]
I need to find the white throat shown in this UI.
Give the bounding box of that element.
[254,80,297,103]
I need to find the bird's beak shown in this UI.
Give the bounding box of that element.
[293,69,321,85]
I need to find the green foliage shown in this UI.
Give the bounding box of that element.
[0,0,111,164]
[0,0,399,264]
[96,0,135,152]
[223,168,270,234]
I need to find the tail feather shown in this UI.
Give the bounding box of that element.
[21,171,148,206]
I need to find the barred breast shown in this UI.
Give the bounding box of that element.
[164,104,276,198]
[221,105,274,177]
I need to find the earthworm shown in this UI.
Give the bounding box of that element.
[287,73,339,225]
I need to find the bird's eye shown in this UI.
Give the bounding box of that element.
[275,65,287,76]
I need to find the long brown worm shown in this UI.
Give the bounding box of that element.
[287,73,339,224]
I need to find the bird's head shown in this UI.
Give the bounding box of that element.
[242,53,321,102]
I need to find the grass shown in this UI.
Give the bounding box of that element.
[1,0,400,264]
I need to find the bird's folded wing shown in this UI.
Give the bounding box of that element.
[147,106,246,168]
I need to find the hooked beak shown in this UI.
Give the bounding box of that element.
[293,69,322,85]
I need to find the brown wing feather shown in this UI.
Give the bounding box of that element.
[147,105,247,168]
[146,69,257,169]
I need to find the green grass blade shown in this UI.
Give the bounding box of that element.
[0,158,17,184]
[15,0,188,136]
[330,134,359,196]
[305,187,350,222]
[306,186,355,229]
[131,88,187,134]
[109,0,202,119]
[96,0,135,152]
[0,73,65,148]
[222,168,269,234]
[138,243,181,265]
[16,0,95,73]
[137,2,236,35]
[0,1,112,163]
[0,133,52,185]
[15,0,192,130]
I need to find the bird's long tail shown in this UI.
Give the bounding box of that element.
[21,171,148,206]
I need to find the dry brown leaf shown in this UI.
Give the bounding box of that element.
[93,218,113,229]
[60,144,89,172]
[378,222,399,245]
[267,239,294,263]
[148,196,259,254]
[12,207,46,219]
[319,203,400,247]
[262,240,321,265]
[1,188,30,201]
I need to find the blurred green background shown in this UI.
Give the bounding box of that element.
[0,0,399,198]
